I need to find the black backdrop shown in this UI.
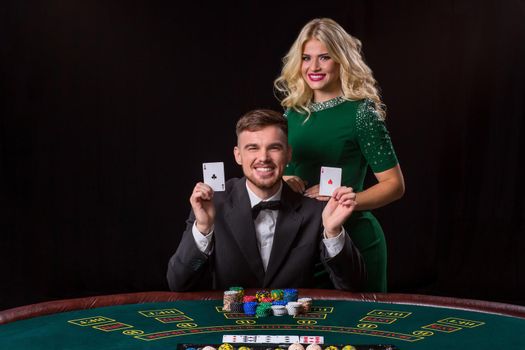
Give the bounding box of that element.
[1,0,524,310]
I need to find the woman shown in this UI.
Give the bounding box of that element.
[274,18,405,292]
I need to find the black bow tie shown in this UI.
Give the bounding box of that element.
[251,200,281,219]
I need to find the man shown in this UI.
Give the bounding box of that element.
[167,109,366,291]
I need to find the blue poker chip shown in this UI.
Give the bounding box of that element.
[283,288,298,302]
[243,301,258,315]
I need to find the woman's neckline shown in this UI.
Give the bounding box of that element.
[308,96,346,112]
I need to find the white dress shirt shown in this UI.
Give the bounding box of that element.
[192,181,346,271]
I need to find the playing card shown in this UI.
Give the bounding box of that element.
[255,335,299,344]
[257,335,273,343]
[300,336,324,344]
[270,336,299,343]
[222,335,247,343]
[245,336,257,343]
[319,166,342,196]
[223,335,300,344]
[203,162,225,192]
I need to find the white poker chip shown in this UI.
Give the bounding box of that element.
[288,343,305,350]
[271,305,287,316]
[286,302,302,307]
[306,345,322,350]
[285,302,303,316]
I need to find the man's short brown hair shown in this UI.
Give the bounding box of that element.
[235,109,288,137]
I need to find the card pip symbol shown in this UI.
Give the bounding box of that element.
[212,174,217,179]
[328,179,333,185]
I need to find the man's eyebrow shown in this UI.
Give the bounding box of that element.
[243,143,259,149]
[243,142,285,149]
[268,142,285,148]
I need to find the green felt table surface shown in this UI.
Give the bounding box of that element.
[1,299,524,349]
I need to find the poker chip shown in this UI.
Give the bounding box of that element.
[297,297,313,313]
[271,305,287,316]
[243,295,257,303]
[223,290,241,311]
[230,301,244,313]
[306,345,322,350]
[324,346,338,350]
[238,347,251,350]
[270,289,284,300]
[255,309,271,317]
[255,290,271,302]
[243,301,258,316]
[219,343,234,350]
[283,288,298,302]
[288,343,305,350]
[341,346,356,350]
[256,302,272,317]
[202,347,217,350]
[285,301,303,316]
[229,286,244,298]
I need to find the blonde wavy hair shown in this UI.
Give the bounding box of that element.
[274,18,386,119]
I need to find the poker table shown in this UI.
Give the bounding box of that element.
[1,290,524,349]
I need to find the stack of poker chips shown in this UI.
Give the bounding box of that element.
[255,302,272,317]
[285,301,303,316]
[271,300,287,306]
[255,290,271,302]
[229,286,244,298]
[271,304,288,316]
[243,295,257,303]
[223,290,242,312]
[229,301,244,313]
[225,286,313,317]
[283,288,299,302]
[297,297,313,313]
[243,301,258,316]
[270,289,284,300]
[227,287,244,312]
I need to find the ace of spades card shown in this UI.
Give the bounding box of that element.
[318,166,342,196]
[202,162,225,191]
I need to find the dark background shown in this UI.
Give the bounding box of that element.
[1,0,524,310]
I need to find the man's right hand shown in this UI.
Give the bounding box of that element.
[190,182,215,234]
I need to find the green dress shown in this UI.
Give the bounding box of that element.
[284,97,399,292]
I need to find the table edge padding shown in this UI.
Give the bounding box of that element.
[1,289,524,324]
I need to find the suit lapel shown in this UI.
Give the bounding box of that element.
[263,183,303,286]
[223,178,265,283]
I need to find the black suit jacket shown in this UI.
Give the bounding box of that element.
[167,178,366,291]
